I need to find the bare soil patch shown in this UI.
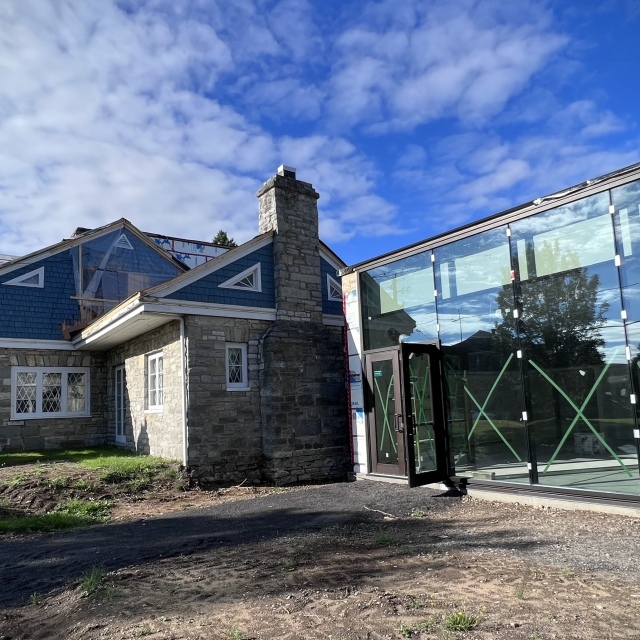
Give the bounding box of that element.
[2,481,640,640]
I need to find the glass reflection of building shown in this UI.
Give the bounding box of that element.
[355,165,640,497]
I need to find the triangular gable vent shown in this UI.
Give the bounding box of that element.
[3,266,45,289]
[219,263,262,292]
[115,233,134,250]
[327,274,342,301]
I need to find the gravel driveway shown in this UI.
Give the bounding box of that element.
[2,479,639,612]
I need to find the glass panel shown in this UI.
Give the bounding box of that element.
[435,226,529,483]
[361,252,437,350]
[372,358,398,465]
[407,351,436,474]
[67,372,86,413]
[511,192,640,495]
[71,229,182,324]
[16,372,37,414]
[157,357,163,405]
[42,372,62,413]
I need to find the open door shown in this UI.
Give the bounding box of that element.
[402,343,449,487]
[364,343,448,485]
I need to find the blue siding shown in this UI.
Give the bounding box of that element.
[0,252,79,340]
[166,245,275,308]
[321,257,343,315]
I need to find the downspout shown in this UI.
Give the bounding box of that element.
[179,317,188,467]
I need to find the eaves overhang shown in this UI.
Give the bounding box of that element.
[73,296,277,351]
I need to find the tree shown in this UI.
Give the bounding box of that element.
[212,230,237,247]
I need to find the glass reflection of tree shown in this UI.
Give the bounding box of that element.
[492,241,608,441]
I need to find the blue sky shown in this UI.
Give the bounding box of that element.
[1,0,639,266]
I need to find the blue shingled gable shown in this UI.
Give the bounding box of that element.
[0,252,78,340]
[165,244,275,308]
[321,257,343,315]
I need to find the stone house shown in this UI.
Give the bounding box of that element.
[0,167,350,484]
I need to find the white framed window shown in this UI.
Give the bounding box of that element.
[3,266,45,288]
[226,343,248,390]
[327,274,342,302]
[219,263,262,292]
[147,352,163,410]
[11,367,90,419]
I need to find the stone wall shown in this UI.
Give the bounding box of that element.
[105,320,184,461]
[184,315,272,483]
[0,348,107,451]
[259,322,350,484]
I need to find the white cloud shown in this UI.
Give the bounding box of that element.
[327,0,568,132]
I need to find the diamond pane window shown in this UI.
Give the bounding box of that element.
[12,368,90,419]
[16,372,37,414]
[42,373,62,413]
[226,343,248,390]
[67,372,86,413]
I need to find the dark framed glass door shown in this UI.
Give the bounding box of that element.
[364,344,448,484]
[402,343,448,487]
[365,348,406,476]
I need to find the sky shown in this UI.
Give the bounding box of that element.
[1,0,640,267]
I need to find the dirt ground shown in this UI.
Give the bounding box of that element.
[2,480,640,640]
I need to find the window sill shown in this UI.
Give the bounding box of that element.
[11,412,91,421]
[144,408,163,414]
[226,386,250,392]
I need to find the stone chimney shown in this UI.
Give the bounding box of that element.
[257,165,323,324]
[257,166,350,485]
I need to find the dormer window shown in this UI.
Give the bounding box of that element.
[219,263,262,293]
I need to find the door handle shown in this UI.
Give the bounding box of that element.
[394,414,404,433]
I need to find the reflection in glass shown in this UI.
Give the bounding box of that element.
[435,227,529,482]
[361,252,436,350]
[511,193,640,495]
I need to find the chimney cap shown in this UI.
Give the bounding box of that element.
[277,165,296,179]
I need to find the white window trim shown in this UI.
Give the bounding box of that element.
[219,263,262,292]
[3,266,45,289]
[327,274,342,302]
[226,343,249,391]
[147,352,164,411]
[11,366,90,419]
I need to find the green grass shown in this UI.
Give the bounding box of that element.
[80,565,107,597]
[443,611,479,632]
[373,532,398,547]
[226,627,246,640]
[43,476,71,490]
[0,446,130,467]
[80,454,170,483]
[400,619,436,637]
[0,499,111,533]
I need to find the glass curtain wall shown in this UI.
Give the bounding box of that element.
[510,193,638,494]
[359,177,640,497]
[434,227,528,482]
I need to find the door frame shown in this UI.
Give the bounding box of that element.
[364,346,406,476]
